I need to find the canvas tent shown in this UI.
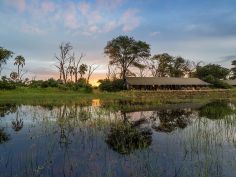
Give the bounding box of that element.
[126,77,210,90]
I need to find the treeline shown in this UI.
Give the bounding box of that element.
[0,43,98,92]
[1,35,236,92]
[99,35,235,91]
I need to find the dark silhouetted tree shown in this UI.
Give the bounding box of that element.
[104,36,150,81]
[0,47,13,75]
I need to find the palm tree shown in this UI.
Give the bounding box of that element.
[14,55,25,79]
[10,72,18,81]
[67,66,75,82]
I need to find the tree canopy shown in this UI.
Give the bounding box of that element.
[104,35,151,80]
[195,64,230,80]
[230,60,236,79]
[0,47,14,74]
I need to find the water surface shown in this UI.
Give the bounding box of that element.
[0,101,236,177]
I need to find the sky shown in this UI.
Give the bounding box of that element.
[0,0,236,85]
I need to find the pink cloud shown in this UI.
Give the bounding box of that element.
[78,2,90,16]
[41,1,56,13]
[96,0,125,10]
[64,4,79,30]
[7,0,26,12]
[21,24,45,35]
[121,8,141,32]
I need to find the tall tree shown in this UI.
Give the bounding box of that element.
[196,64,230,80]
[87,64,98,84]
[55,43,73,83]
[151,53,173,77]
[170,57,189,77]
[104,36,150,81]
[0,47,13,75]
[230,60,236,79]
[14,55,25,79]
[73,53,85,82]
[67,66,75,82]
[78,64,88,78]
[10,72,18,81]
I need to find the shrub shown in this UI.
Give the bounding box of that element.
[98,79,126,92]
[0,80,16,90]
[29,80,44,88]
[203,75,231,89]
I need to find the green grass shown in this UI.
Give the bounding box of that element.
[1,87,236,106]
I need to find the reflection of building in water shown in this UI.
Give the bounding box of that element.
[92,99,101,107]
[125,108,195,133]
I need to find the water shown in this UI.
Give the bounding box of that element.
[0,101,236,177]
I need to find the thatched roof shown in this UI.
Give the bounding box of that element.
[223,80,236,86]
[126,77,210,86]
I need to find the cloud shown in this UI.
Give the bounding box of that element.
[150,31,160,37]
[121,8,141,32]
[3,0,142,35]
[96,0,125,10]
[41,1,56,13]
[78,2,90,16]
[217,55,236,63]
[64,5,79,30]
[21,24,45,35]
[103,21,118,32]
[6,0,26,12]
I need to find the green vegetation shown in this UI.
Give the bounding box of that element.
[104,35,151,81]
[98,79,125,92]
[106,122,152,154]
[199,101,235,120]
[195,64,231,88]
[0,87,236,106]
[1,36,236,93]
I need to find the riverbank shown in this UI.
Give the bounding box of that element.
[0,87,235,106]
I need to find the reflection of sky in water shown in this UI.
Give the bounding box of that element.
[0,102,236,177]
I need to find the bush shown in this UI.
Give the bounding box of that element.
[203,75,231,89]
[0,80,16,90]
[98,79,126,92]
[41,78,59,88]
[29,80,44,88]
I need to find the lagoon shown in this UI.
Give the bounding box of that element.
[0,101,236,177]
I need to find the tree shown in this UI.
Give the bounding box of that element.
[10,72,18,81]
[55,43,73,83]
[150,53,173,77]
[195,64,230,88]
[0,47,13,75]
[230,60,236,79]
[170,56,189,77]
[196,64,230,80]
[78,64,88,79]
[67,66,75,82]
[14,55,25,79]
[87,64,98,84]
[73,53,85,82]
[132,62,147,77]
[104,36,151,81]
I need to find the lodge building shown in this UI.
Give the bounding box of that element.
[223,80,236,86]
[126,77,210,90]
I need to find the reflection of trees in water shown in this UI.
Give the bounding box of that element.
[151,109,192,133]
[0,104,17,117]
[106,122,152,155]
[11,111,23,132]
[199,101,234,120]
[55,105,93,148]
[0,128,10,143]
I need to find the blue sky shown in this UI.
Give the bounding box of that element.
[0,0,236,82]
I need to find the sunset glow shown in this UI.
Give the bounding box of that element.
[1,0,236,83]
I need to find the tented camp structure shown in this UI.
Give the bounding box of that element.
[223,80,236,86]
[126,77,210,90]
